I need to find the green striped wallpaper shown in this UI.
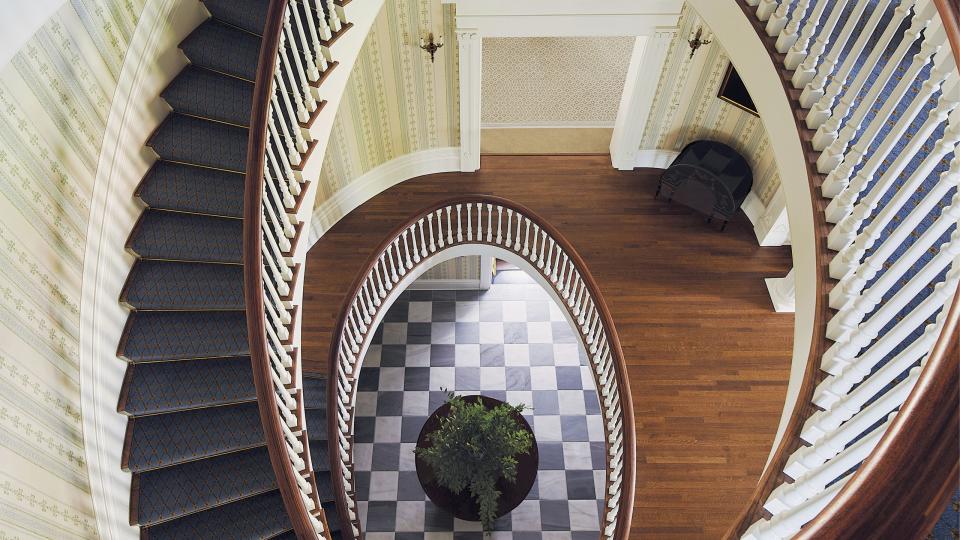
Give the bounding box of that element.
[641,5,782,206]
[314,0,459,208]
[0,1,146,537]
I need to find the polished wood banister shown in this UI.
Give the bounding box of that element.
[726,2,960,538]
[244,1,327,538]
[796,290,958,539]
[326,194,636,539]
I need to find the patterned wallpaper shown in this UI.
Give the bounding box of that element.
[419,256,480,281]
[640,5,782,205]
[481,37,635,127]
[314,0,459,207]
[0,1,146,537]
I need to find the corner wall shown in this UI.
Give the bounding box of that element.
[640,5,783,207]
[314,0,461,214]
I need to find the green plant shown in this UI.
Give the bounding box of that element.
[414,393,533,530]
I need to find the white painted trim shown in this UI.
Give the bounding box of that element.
[765,269,796,313]
[442,0,684,37]
[458,30,482,172]
[80,2,204,539]
[741,190,767,227]
[307,147,461,246]
[634,149,680,169]
[611,32,677,170]
[407,278,482,290]
[481,121,616,129]
[686,0,815,469]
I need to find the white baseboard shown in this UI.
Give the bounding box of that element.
[308,147,461,247]
[633,149,680,169]
[741,191,766,228]
[407,279,482,290]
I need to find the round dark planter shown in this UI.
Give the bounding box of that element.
[415,395,538,522]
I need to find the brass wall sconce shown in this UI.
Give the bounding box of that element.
[687,27,712,59]
[420,33,444,63]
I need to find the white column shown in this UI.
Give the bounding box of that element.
[479,254,493,290]
[457,29,482,172]
[766,269,796,313]
[754,185,791,246]
[610,30,676,171]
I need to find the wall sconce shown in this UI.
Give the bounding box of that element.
[687,27,712,59]
[419,33,444,63]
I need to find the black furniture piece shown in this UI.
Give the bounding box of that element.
[656,140,753,231]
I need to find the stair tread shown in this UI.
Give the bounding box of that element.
[321,501,341,532]
[203,0,268,36]
[137,161,245,218]
[305,408,329,441]
[147,114,248,172]
[125,402,264,472]
[127,209,242,264]
[308,439,330,473]
[313,469,335,502]
[122,260,244,311]
[302,375,328,410]
[162,66,254,127]
[141,490,290,539]
[120,311,248,362]
[121,357,255,416]
[135,446,275,526]
[180,18,261,81]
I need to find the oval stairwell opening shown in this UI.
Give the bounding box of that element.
[316,196,636,539]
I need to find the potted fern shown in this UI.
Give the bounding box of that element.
[414,393,537,531]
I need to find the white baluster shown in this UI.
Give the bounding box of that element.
[418,218,428,258]
[775,0,810,52]
[783,0,830,69]
[806,0,891,127]
[809,317,945,434]
[792,0,849,88]
[828,228,960,342]
[756,0,778,21]
[486,204,493,242]
[831,171,960,310]
[466,203,473,241]
[741,478,850,540]
[812,0,920,152]
[445,207,453,245]
[288,4,320,80]
[830,118,960,279]
[824,70,958,226]
[427,213,436,252]
[456,204,464,242]
[505,209,513,248]
[310,0,332,41]
[327,0,343,33]
[821,263,960,375]
[818,14,944,179]
[799,0,871,107]
[765,0,791,36]
[401,230,413,269]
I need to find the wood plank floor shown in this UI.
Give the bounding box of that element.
[301,155,795,539]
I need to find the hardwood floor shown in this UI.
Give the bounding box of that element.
[301,155,794,539]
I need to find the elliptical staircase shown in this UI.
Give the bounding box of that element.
[117,0,348,537]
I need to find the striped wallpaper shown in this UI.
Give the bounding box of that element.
[314,0,459,208]
[0,1,146,537]
[640,4,782,206]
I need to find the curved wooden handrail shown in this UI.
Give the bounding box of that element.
[327,194,636,539]
[725,1,960,538]
[797,291,958,539]
[244,1,327,538]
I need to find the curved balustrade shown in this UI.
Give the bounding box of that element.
[730,0,960,538]
[245,0,349,538]
[326,195,637,540]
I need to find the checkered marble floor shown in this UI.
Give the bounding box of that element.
[354,270,606,539]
